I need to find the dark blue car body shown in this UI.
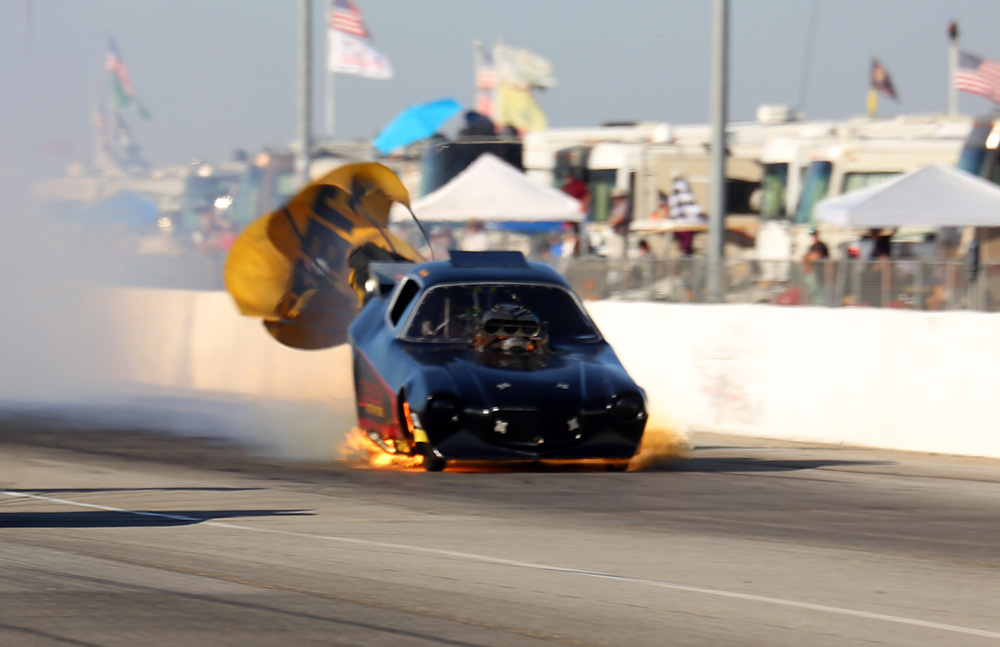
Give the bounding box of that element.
[348,251,646,471]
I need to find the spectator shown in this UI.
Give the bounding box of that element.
[547,233,563,262]
[650,191,670,220]
[629,238,655,290]
[561,172,590,215]
[428,226,455,260]
[607,187,632,260]
[530,234,553,263]
[803,226,830,298]
[558,222,583,274]
[561,221,582,259]
[862,227,896,260]
[461,219,489,251]
[860,251,897,307]
[800,251,825,306]
[806,227,829,259]
[674,228,696,257]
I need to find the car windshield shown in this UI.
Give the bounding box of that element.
[402,283,600,343]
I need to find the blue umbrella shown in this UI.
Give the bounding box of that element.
[373,98,462,155]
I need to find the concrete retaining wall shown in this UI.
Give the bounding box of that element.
[91,289,352,401]
[587,301,1000,458]
[60,289,1000,459]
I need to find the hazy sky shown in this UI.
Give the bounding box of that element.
[4,0,1000,175]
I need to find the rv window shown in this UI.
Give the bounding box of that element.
[842,172,900,194]
[795,161,832,224]
[760,163,788,219]
[588,169,618,223]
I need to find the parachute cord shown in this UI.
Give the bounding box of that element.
[348,191,399,256]
[406,205,435,261]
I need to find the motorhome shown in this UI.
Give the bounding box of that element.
[528,107,842,227]
[794,137,968,226]
[522,122,671,188]
[749,114,971,261]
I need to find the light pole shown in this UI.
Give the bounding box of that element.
[297,0,313,187]
[707,0,729,302]
[948,21,959,117]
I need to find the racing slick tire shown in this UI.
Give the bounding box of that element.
[418,444,446,472]
[605,460,629,472]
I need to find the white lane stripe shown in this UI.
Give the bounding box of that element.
[4,489,1000,640]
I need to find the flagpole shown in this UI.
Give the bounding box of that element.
[707,0,729,303]
[472,41,480,110]
[21,0,32,186]
[948,21,959,116]
[297,0,312,187]
[325,70,335,139]
[91,83,104,171]
[323,0,333,139]
[493,40,504,128]
[107,93,119,172]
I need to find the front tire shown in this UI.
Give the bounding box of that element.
[418,443,446,472]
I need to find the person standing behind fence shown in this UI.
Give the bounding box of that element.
[803,226,830,302]
[461,219,489,251]
[561,172,590,216]
[629,238,655,289]
[607,187,632,260]
[558,221,582,273]
[860,251,897,307]
[806,227,829,259]
[861,227,896,260]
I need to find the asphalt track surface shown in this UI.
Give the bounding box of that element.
[2,421,1000,646]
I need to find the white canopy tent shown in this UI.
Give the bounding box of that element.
[393,153,583,223]
[815,163,1000,228]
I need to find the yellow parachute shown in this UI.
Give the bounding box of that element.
[224,163,424,350]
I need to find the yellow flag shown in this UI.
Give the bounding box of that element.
[224,162,424,350]
[866,88,878,117]
[497,86,548,132]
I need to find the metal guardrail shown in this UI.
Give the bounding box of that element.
[562,257,1000,312]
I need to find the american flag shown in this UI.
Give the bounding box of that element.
[956,51,1000,105]
[475,47,496,90]
[329,0,370,38]
[104,39,134,97]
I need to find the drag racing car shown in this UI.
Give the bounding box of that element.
[223,162,646,471]
[349,250,647,471]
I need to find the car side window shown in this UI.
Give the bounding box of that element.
[404,285,474,341]
[389,278,420,326]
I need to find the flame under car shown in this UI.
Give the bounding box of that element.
[348,251,647,472]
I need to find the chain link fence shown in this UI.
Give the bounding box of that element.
[71,244,1000,312]
[562,256,1000,312]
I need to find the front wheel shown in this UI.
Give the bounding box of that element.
[418,443,446,472]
